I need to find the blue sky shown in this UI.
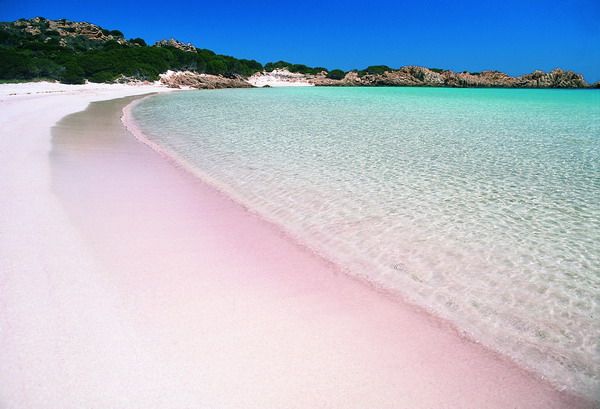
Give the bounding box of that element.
[2,0,599,82]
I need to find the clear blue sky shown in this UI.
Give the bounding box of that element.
[2,0,599,82]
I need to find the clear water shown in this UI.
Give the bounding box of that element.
[133,87,600,398]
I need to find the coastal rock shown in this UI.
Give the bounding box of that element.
[143,66,590,90]
[517,69,587,88]
[310,67,588,88]
[159,70,253,89]
[154,38,197,53]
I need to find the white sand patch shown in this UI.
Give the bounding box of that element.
[247,69,314,87]
[0,80,166,97]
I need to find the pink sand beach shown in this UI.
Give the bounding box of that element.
[0,84,592,408]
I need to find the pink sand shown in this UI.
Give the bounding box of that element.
[1,89,592,408]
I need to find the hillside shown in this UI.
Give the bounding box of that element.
[0,17,263,84]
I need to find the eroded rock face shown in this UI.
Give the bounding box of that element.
[308,67,588,88]
[518,69,588,88]
[154,38,197,53]
[158,67,589,90]
[159,70,253,89]
[9,17,127,46]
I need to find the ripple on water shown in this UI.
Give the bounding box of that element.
[133,87,600,400]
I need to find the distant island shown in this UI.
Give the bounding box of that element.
[1,17,597,89]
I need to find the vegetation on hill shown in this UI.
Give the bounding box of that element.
[326,69,346,80]
[358,65,393,76]
[263,61,328,75]
[0,17,264,83]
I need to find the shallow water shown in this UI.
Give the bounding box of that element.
[133,87,600,399]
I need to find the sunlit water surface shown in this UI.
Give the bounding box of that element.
[134,87,600,399]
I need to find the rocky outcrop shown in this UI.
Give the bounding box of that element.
[159,70,253,89]
[517,69,587,88]
[7,17,127,48]
[154,38,197,53]
[307,67,588,88]
[160,67,590,90]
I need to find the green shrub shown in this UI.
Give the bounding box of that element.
[327,69,345,80]
[264,60,291,71]
[88,70,116,83]
[360,65,392,76]
[61,61,85,84]
[206,59,227,75]
[0,49,33,79]
[264,61,324,75]
[129,37,147,47]
[102,40,124,50]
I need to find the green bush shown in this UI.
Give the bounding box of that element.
[206,59,227,75]
[129,37,147,47]
[88,70,116,83]
[0,49,34,79]
[61,61,85,84]
[359,65,392,76]
[264,60,325,75]
[327,69,345,80]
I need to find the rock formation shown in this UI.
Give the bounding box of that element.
[304,67,589,88]
[518,69,588,88]
[7,17,127,48]
[159,70,253,89]
[154,38,197,53]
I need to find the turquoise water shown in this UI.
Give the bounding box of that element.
[133,87,600,398]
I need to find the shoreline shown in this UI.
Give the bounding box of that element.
[123,92,598,404]
[122,91,586,397]
[0,84,593,408]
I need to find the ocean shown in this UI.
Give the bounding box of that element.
[132,87,599,399]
